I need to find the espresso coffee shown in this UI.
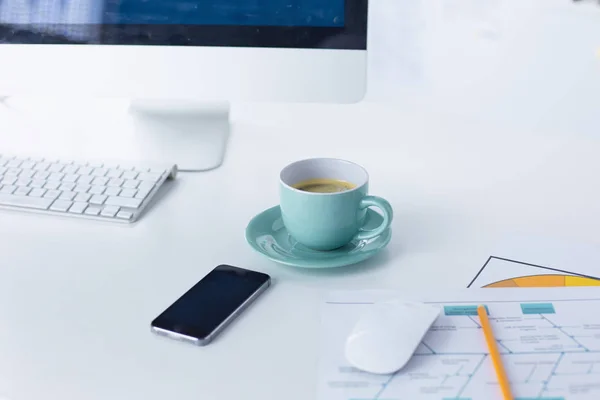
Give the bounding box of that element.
[293,178,356,193]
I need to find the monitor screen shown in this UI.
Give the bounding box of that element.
[0,0,367,49]
[109,0,344,26]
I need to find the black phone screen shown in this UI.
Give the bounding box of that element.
[151,265,270,340]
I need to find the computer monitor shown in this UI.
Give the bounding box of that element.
[0,0,368,170]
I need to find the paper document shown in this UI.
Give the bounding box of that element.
[468,236,600,288]
[318,288,600,400]
[470,256,600,288]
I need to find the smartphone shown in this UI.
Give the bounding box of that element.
[151,265,271,346]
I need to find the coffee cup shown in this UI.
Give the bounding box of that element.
[279,158,393,251]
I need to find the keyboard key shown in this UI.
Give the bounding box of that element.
[123,180,140,189]
[84,206,101,216]
[135,187,152,200]
[88,185,106,195]
[0,193,53,209]
[20,160,36,169]
[63,165,79,174]
[30,179,46,188]
[59,183,75,191]
[68,202,88,214]
[48,173,64,181]
[74,193,91,202]
[14,186,31,196]
[59,191,77,201]
[120,189,137,198]
[106,169,123,178]
[91,168,108,177]
[0,158,10,167]
[20,169,35,178]
[0,185,16,194]
[16,178,31,187]
[74,184,91,193]
[6,159,22,168]
[92,177,109,186]
[44,181,61,190]
[33,162,50,171]
[77,176,94,185]
[7,167,21,176]
[2,176,17,185]
[0,167,7,175]
[105,196,143,209]
[104,187,121,196]
[138,181,155,191]
[121,171,138,180]
[62,174,79,183]
[48,164,65,173]
[107,178,124,187]
[77,166,93,175]
[101,205,120,217]
[50,200,73,212]
[43,190,61,200]
[90,195,107,205]
[29,188,46,197]
[34,171,50,180]
[116,210,133,220]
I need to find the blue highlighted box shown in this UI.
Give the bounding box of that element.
[444,305,488,316]
[520,303,556,314]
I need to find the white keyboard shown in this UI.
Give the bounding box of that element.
[0,155,177,223]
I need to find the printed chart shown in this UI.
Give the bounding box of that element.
[469,257,600,289]
[318,289,600,400]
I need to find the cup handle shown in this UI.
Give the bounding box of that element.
[355,196,393,241]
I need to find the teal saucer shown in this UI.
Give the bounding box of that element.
[245,205,392,268]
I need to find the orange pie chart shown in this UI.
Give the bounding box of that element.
[484,274,600,288]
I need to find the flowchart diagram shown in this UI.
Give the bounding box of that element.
[318,289,600,400]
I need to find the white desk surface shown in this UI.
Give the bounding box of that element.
[0,100,599,400]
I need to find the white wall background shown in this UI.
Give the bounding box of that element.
[365,0,600,132]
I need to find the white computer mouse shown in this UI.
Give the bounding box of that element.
[345,300,441,375]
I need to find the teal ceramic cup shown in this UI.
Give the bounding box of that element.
[280,158,393,251]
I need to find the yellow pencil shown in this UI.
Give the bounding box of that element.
[477,305,514,400]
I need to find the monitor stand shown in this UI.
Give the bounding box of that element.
[129,100,230,172]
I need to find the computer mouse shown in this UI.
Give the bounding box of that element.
[345,300,441,375]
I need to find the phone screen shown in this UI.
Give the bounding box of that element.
[151,265,270,340]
